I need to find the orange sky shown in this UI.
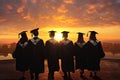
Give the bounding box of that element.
[0,0,120,43]
[0,26,120,43]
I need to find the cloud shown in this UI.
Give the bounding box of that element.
[0,18,7,22]
[17,5,25,13]
[64,0,74,4]
[31,0,37,4]
[116,0,120,3]
[57,4,68,13]
[86,4,98,14]
[6,4,13,11]
[0,0,120,31]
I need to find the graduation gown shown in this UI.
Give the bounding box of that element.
[74,42,87,70]
[27,37,44,73]
[59,39,74,72]
[12,41,29,71]
[86,40,105,71]
[45,39,60,72]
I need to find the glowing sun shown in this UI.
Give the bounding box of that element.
[55,33,62,41]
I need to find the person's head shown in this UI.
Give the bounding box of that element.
[61,31,69,39]
[87,31,98,41]
[30,28,39,37]
[48,30,56,38]
[77,32,85,42]
[18,31,28,43]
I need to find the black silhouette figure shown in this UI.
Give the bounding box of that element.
[85,31,105,80]
[59,31,74,80]
[45,30,60,80]
[74,32,88,80]
[12,31,29,80]
[27,28,44,80]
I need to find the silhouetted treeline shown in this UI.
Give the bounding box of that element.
[0,42,120,56]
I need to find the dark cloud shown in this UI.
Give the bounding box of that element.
[64,0,120,27]
[0,0,120,31]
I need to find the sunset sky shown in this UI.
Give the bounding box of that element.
[0,0,120,43]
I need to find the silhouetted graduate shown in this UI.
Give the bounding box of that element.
[45,30,60,80]
[74,32,87,79]
[86,31,105,79]
[27,28,44,80]
[59,31,74,80]
[12,31,29,80]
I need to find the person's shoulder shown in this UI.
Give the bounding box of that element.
[59,40,63,44]
[98,40,101,43]
[68,39,73,43]
[46,39,51,42]
[97,40,102,45]
[28,39,32,42]
[85,41,91,45]
[27,39,34,45]
[16,42,19,45]
[45,39,50,44]
[86,41,90,43]
[38,38,44,41]
[74,42,77,44]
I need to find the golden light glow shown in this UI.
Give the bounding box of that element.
[64,0,74,4]
[0,0,120,44]
[0,26,120,43]
[55,33,62,41]
[17,6,24,13]
[57,4,68,13]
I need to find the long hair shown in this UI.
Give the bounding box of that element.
[19,33,28,44]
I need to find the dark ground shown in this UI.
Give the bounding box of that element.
[0,59,120,80]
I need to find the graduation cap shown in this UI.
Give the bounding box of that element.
[30,28,39,37]
[30,28,39,34]
[61,31,69,38]
[18,31,27,38]
[61,31,69,34]
[77,32,85,37]
[48,30,56,37]
[48,30,56,33]
[87,31,98,37]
